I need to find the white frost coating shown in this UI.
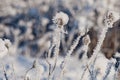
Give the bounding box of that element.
[0,39,10,58]
[47,11,69,80]
[53,11,69,26]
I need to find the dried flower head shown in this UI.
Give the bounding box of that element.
[104,10,120,28]
[82,35,91,45]
[52,11,69,27]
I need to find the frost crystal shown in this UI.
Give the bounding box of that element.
[53,11,69,26]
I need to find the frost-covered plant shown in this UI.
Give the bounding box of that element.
[89,10,119,66]
[46,11,69,80]
[80,10,120,80]
[58,30,90,80]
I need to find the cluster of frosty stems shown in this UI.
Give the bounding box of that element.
[58,32,91,80]
[45,10,119,80]
[80,10,119,80]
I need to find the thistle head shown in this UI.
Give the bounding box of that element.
[52,11,69,27]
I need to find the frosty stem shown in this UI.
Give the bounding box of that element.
[81,25,109,80]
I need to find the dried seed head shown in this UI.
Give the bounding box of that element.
[104,10,120,28]
[82,35,91,45]
[53,11,69,27]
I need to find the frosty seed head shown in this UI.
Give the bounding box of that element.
[104,10,120,28]
[53,11,69,27]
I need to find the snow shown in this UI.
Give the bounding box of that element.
[0,50,119,80]
[0,0,120,80]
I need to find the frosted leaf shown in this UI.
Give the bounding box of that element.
[53,11,69,26]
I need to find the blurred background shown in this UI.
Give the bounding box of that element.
[0,0,120,59]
